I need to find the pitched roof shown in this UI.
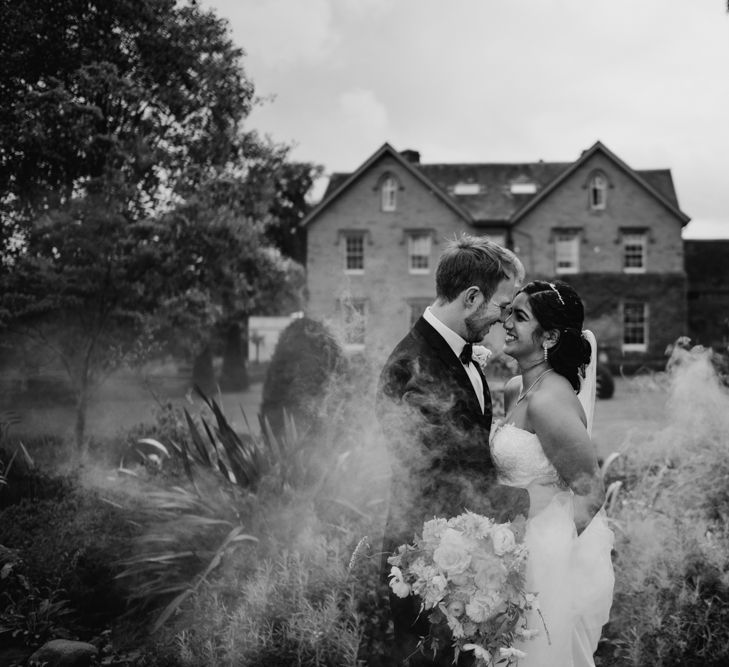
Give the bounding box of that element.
[301,143,472,227]
[309,140,689,227]
[510,141,689,224]
[418,162,570,222]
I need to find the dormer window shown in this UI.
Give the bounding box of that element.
[453,183,481,195]
[381,176,398,212]
[510,182,537,195]
[589,173,607,210]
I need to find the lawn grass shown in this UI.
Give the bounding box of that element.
[5,368,667,468]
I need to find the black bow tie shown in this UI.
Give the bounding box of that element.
[459,343,473,365]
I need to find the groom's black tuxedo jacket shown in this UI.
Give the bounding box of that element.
[377,316,498,558]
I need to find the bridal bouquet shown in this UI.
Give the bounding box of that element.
[388,511,540,665]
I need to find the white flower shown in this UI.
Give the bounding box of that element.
[465,590,505,623]
[448,509,493,540]
[500,646,527,659]
[433,528,472,575]
[471,345,492,372]
[446,599,466,617]
[388,566,411,598]
[491,524,517,555]
[516,627,540,640]
[462,643,492,663]
[524,592,540,611]
[422,574,448,608]
[421,517,448,550]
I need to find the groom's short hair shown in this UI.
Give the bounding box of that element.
[435,233,524,302]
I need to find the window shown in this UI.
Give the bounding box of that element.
[510,182,537,195]
[623,232,647,273]
[408,233,432,274]
[453,182,481,195]
[344,233,365,273]
[408,298,432,328]
[342,299,367,348]
[554,231,579,274]
[623,301,648,352]
[381,177,397,211]
[589,173,607,210]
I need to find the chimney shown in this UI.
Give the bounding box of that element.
[400,149,420,164]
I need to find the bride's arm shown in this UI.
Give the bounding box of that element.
[527,389,605,535]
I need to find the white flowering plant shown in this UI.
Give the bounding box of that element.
[388,510,540,665]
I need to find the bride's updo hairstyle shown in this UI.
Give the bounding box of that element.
[518,280,591,391]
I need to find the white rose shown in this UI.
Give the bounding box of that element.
[471,345,492,373]
[432,529,472,575]
[446,599,466,617]
[463,644,492,663]
[465,591,504,623]
[500,647,527,659]
[490,524,516,555]
[388,566,411,598]
[422,574,448,608]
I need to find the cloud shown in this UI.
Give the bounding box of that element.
[339,88,388,139]
[211,0,339,70]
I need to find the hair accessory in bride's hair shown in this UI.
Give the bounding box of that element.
[548,282,565,305]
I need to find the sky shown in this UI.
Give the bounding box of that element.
[201,0,729,239]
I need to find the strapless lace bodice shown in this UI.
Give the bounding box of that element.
[490,421,562,488]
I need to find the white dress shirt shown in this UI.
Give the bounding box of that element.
[423,307,485,413]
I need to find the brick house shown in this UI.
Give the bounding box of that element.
[302,141,690,368]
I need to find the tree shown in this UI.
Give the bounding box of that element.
[151,182,306,393]
[0,0,254,226]
[0,189,181,451]
[0,0,318,449]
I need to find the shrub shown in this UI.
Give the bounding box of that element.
[260,317,345,442]
[0,484,140,631]
[0,546,75,647]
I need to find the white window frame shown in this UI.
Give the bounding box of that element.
[407,232,432,274]
[589,174,607,210]
[381,177,397,212]
[510,182,537,195]
[623,232,647,273]
[344,233,365,274]
[407,298,433,329]
[554,231,580,274]
[622,301,648,353]
[453,182,481,195]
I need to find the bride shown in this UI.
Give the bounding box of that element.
[490,280,615,666]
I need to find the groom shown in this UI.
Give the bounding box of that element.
[376,234,530,666]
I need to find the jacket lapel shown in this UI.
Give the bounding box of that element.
[413,317,486,413]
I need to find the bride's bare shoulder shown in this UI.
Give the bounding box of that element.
[502,375,522,413]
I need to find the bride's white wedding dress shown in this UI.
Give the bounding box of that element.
[490,332,614,666]
[490,423,614,666]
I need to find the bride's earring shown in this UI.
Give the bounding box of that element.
[543,342,549,362]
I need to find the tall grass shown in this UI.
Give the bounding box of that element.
[599,349,729,666]
[112,356,391,665]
